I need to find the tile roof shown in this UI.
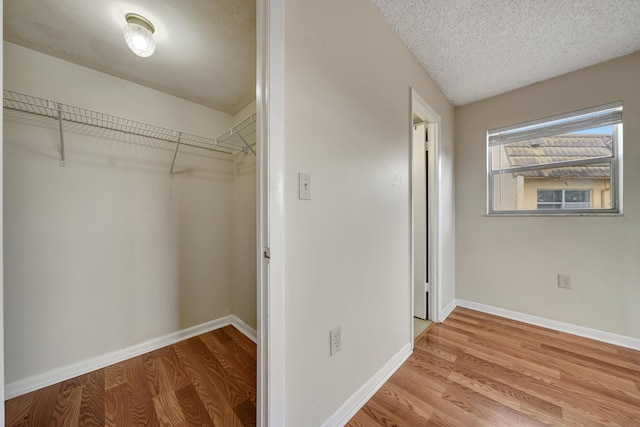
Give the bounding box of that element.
[503,134,612,178]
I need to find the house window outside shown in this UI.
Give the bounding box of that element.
[537,189,590,209]
[487,102,623,215]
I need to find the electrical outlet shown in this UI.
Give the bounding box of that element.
[558,274,572,289]
[330,325,341,355]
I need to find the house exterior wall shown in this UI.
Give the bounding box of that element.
[490,145,520,211]
[491,173,518,211]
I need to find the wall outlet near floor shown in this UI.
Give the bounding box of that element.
[558,274,572,289]
[330,325,342,355]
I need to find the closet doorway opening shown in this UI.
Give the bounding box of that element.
[2,1,260,422]
[411,89,440,340]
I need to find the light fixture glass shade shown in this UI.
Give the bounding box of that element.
[124,14,156,57]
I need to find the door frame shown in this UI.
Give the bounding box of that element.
[256,0,285,425]
[0,2,5,416]
[410,88,442,340]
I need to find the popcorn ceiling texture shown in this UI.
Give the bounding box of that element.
[370,0,640,106]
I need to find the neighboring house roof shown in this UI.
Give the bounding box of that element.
[504,134,612,178]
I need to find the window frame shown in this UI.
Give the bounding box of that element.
[487,102,623,216]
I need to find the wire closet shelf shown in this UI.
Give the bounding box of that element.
[3,90,256,169]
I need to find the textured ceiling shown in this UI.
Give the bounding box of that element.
[4,0,256,115]
[370,0,640,106]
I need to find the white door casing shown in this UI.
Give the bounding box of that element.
[411,89,442,335]
[256,0,285,425]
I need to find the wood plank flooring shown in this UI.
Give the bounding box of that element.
[5,325,256,427]
[348,307,640,426]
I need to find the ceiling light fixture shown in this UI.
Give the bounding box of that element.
[123,13,156,58]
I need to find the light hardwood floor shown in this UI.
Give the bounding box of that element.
[5,325,256,426]
[414,317,434,340]
[348,307,640,426]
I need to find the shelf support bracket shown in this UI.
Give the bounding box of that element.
[170,132,182,175]
[237,132,256,156]
[55,102,66,167]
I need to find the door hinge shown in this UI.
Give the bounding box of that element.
[264,247,271,260]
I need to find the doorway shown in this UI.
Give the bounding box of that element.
[411,89,440,340]
[412,121,428,320]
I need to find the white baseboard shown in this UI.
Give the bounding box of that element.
[456,299,640,351]
[5,314,257,400]
[231,315,257,343]
[440,299,457,322]
[321,342,412,427]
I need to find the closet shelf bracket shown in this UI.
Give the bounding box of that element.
[170,132,182,175]
[237,131,256,156]
[52,101,66,167]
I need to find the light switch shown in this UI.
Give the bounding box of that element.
[299,173,311,200]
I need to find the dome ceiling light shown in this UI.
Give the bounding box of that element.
[123,13,156,58]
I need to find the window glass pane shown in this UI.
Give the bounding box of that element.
[537,190,562,202]
[488,103,621,215]
[565,190,589,203]
[491,163,611,212]
[537,189,591,210]
[490,126,613,173]
[565,202,590,209]
[491,173,519,211]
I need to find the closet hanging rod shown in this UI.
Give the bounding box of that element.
[2,90,257,157]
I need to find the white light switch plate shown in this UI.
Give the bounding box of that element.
[299,173,311,200]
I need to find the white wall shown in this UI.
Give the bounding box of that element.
[3,43,230,138]
[455,53,640,340]
[3,43,238,384]
[234,100,257,125]
[231,103,257,329]
[281,0,455,424]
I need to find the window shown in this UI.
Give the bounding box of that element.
[537,189,590,209]
[487,102,622,215]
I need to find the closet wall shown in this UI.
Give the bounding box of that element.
[231,101,257,329]
[3,42,256,387]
